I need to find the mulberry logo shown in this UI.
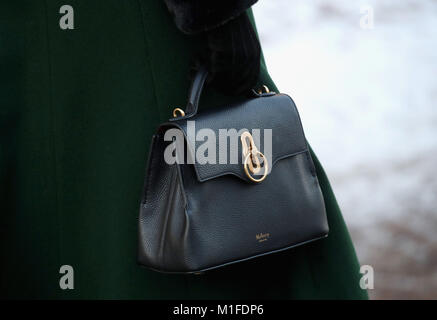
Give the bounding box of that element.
[256,233,270,243]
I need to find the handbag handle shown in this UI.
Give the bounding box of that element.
[170,66,274,120]
[169,66,208,121]
[185,65,209,117]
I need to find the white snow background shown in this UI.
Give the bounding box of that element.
[254,0,437,298]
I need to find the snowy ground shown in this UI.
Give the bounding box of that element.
[253,0,437,299]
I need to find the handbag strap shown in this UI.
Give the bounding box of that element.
[169,66,208,121]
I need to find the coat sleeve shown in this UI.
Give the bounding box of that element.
[163,0,258,34]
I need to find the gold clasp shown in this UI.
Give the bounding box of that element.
[240,132,269,183]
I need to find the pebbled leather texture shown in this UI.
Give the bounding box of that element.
[138,71,329,274]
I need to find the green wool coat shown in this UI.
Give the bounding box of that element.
[0,0,368,299]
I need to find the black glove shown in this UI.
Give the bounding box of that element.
[164,0,261,96]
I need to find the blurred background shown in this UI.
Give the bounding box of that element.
[254,0,437,299]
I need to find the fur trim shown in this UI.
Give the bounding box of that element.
[164,0,258,34]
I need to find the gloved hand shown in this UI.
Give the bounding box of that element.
[163,0,261,95]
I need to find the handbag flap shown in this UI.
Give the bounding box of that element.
[162,93,309,183]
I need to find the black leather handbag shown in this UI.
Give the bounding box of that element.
[138,68,329,273]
